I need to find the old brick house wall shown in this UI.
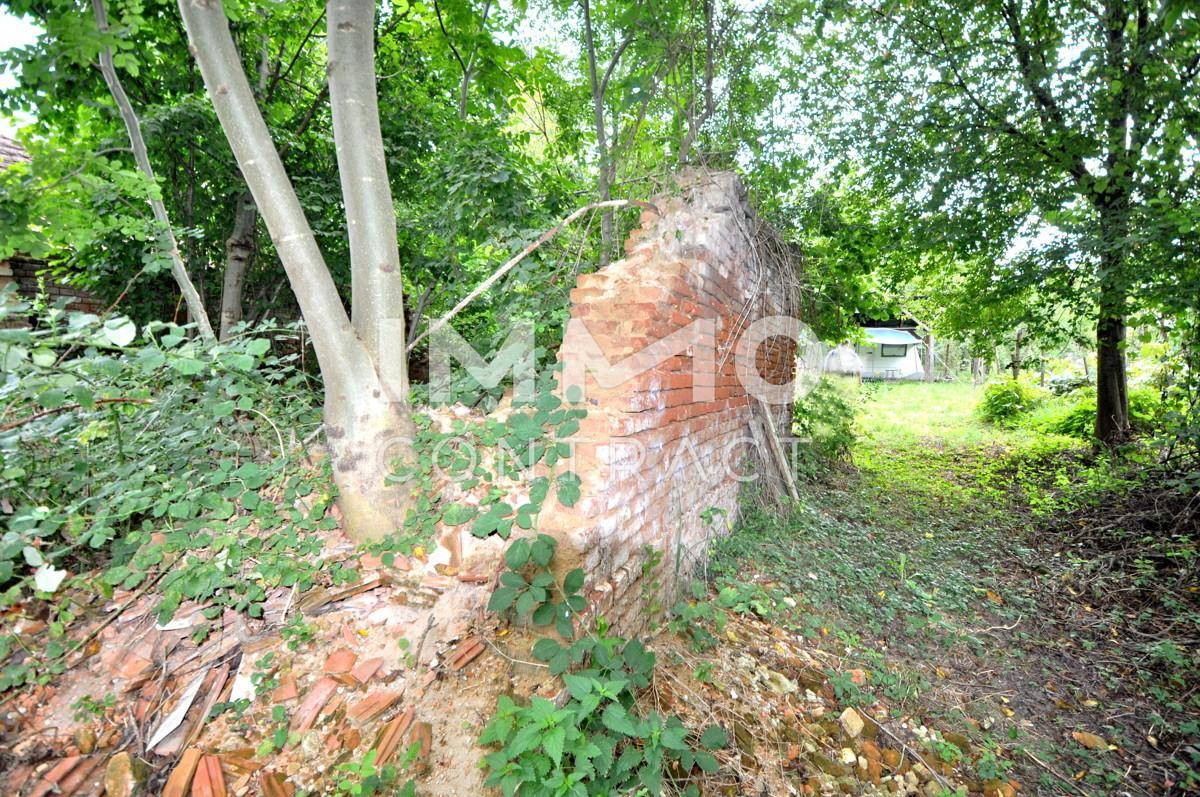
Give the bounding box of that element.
[0,255,105,317]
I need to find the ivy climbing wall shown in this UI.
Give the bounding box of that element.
[542,170,799,633]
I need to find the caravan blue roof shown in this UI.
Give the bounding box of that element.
[862,327,921,345]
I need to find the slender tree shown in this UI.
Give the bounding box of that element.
[92,0,214,339]
[178,0,413,541]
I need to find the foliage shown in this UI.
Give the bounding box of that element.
[481,625,725,797]
[332,747,418,797]
[791,377,858,478]
[0,296,341,691]
[669,576,787,652]
[977,380,1043,426]
[382,381,586,557]
[488,534,587,639]
[667,580,725,652]
[790,0,1200,441]
[1026,386,1162,439]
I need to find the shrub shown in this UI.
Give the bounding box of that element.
[977,379,1042,426]
[1026,386,1163,439]
[0,296,338,690]
[791,377,858,478]
[481,631,725,797]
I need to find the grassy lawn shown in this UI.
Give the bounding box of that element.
[707,379,1198,795]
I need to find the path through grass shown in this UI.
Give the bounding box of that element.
[711,380,1198,795]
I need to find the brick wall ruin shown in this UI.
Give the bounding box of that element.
[541,170,798,632]
[0,170,803,797]
[399,170,800,656]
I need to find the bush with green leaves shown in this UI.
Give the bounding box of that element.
[481,627,727,797]
[669,576,786,652]
[791,377,858,478]
[0,295,346,690]
[1026,386,1163,439]
[487,534,587,639]
[976,379,1043,426]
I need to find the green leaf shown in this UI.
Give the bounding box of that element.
[601,703,641,737]
[562,568,585,595]
[504,539,530,569]
[562,673,593,699]
[543,726,565,766]
[487,586,518,613]
[442,503,479,526]
[556,472,581,507]
[532,638,562,661]
[102,316,137,346]
[699,725,728,750]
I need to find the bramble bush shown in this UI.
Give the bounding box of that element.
[380,375,586,560]
[0,292,346,690]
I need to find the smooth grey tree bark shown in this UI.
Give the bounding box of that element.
[178,0,413,541]
[92,0,215,341]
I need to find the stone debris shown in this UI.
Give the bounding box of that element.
[840,706,865,739]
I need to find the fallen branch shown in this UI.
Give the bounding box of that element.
[407,198,659,352]
[859,711,955,794]
[0,397,153,432]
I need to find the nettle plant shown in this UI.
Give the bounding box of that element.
[0,296,347,690]
[481,627,727,797]
[482,539,729,797]
[379,380,585,558]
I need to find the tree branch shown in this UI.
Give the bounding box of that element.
[407,199,659,352]
[92,0,215,340]
[327,0,409,399]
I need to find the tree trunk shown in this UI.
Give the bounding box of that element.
[327,0,409,384]
[1011,329,1023,379]
[1095,280,1130,445]
[582,0,614,265]
[971,356,982,384]
[922,332,934,382]
[179,0,412,541]
[93,0,214,340]
[219,190,257,340]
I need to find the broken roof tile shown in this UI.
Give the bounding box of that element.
[349,657,384,685]
[449,636,486,671]
[163,748,203,797]
[271,677,299,703]
[290,676,339,734]
[323,648,356,674]
[191,754,226,797]
[372,706,415,765]
[347,690,401,725]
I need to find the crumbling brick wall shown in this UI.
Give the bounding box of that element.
[541,171,798,632]
[383,171,798,660]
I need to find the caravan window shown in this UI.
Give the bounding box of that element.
[880,344,907,357]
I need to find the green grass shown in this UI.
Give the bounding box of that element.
[712,379,1197,792]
